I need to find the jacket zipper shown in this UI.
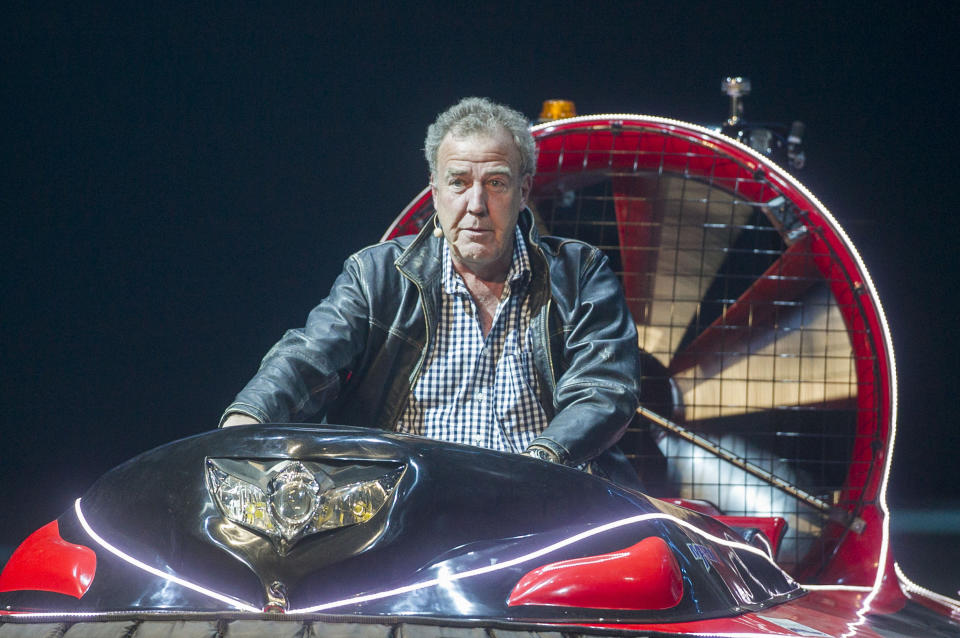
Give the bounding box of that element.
[394,269,431,428]
[543,297,557,392]
[530,231,557,395]
[409,277,431,391]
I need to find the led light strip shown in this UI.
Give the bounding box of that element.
[0,609,204,619]
[74,499,261,613]
[10,503,790,618]
[7,497,863,622]
[751,532,773,560]
[894,562,960,610]
[801,584,872,593]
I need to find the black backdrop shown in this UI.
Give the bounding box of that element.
[3,3,958,548]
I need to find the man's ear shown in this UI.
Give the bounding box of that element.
[520,174,533,207]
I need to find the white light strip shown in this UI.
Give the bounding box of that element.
[9,506,793,619]
[74,499,261,613]
[15,500,867,625]
[751,530,773,559]
[0,610,193,619]
[287,511,790,614]
[894,562,960,610]
[801,584,872,593]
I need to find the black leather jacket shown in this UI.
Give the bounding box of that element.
[223,210,641,469]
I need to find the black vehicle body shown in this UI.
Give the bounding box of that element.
[1,425,798,623]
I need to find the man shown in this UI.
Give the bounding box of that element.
[222,97,641,479]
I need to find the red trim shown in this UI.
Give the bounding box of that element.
[0,520,96,599]
[381,186,431,239]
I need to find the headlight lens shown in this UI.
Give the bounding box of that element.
[206,459,403,552]
[274,480,318,526]
[268,463,321,536]
[207,468,275,535]
[315,478,392,529]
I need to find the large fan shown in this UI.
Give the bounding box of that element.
[382,114,895,585]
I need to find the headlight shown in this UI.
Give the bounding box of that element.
[206,458,403,553]
[315,478,392,530]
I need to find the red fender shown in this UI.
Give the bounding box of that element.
[508,536,683,610]
[0,520,96,599]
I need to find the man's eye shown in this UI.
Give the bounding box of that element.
[488,179,507,190]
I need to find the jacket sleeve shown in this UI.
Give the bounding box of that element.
[528,246,641,466]
[220,254,371,425]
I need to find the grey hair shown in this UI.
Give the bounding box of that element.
[424,97,537,179]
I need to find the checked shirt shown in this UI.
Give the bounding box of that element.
[396,231,550,452]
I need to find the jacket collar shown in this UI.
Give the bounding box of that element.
[395,208,547,300]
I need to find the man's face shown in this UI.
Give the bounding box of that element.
[432,127,532,280]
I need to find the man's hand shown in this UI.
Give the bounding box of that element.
[221,413,261,428]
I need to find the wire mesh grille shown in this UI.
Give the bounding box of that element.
[529,124,872,576]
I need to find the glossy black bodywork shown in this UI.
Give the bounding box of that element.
[2,425,801,622]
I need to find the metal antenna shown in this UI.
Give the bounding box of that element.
[721,76,751,126]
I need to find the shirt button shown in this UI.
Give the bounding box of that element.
[475,390,485,402]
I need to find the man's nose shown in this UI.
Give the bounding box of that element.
[466,182,487,215]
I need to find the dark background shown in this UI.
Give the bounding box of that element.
[3,2,958,594]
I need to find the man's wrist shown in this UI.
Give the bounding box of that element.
[523,444,560,463]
